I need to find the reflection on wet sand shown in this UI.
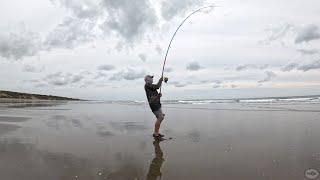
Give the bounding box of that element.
[0,139,146,180]
[0,124,21,136]
[147,140,165,180]
[0,116,30,136]
[0,116,31,122]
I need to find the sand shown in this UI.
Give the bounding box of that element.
[0,101,319,180]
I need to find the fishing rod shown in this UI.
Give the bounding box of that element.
[159,5,216,93]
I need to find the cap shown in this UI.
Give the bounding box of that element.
[144,75,154,83]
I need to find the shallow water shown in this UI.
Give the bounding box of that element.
[0,101,320,180]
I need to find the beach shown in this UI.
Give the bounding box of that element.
[0,99,320,180]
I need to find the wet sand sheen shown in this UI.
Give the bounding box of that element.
[0,101,319,180]
[0,124,21,135]
[0,116,31,122]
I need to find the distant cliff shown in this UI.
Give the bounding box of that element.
[0,90,81,101]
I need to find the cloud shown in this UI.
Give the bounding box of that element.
[236,64,257,71]
[160,0,206,21]
[0,29,41,60]
[171,81,187,88]
[35,83,49,88]
[212,80,222,84]
[236,64,268,71]
[100,0,158,43]
[155,45,163,55]
[138,53,147,62]
[97,64,115,71]
[230,84,237,88]
[94,71,108,80]
[259,64,269,70]
[281,60,320,72]
[281,63,299,72]
[297,49,319,55]
[48,0,160,48]
[50,0,100,20]
[258,71,276,83]
[44,0,211,52]
[212,84,221,88]
[212,80,222,88]
[297,60,320,71]
[261,23,294,44]
[295,24,320,43]
[109,67,145,81]
[164,67,173,73]
[0,0,215,61]
[44,17,96,50]
[23,64,44,73]
[186,61,202,71]
[42,71,86,86]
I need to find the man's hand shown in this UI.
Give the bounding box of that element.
[159,77,163,82]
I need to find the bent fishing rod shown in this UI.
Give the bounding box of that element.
[159,5,216,93]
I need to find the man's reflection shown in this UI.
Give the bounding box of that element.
[146,140,165,180]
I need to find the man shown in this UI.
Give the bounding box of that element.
[144,75,166,139]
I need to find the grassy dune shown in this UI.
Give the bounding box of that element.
[0,90,80,101]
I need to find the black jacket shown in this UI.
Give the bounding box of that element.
[144,79,162,112]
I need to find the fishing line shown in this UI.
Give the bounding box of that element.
[160,5,216,93]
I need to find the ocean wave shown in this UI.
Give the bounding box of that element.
[163,95,320,105]
[106,95,320,105]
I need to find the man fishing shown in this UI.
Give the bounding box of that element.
[144,75,168,139]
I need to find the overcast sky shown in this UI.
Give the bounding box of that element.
[0,0,320,100]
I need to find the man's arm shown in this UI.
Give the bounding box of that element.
[145,77,163,90]
[155,77,163,89]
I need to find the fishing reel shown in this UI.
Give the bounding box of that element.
[164,77,168,83]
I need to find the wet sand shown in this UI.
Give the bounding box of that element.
[0,101,320,180]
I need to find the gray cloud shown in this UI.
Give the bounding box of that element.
[297,49,319,55]
[0,30,41,60]
[35,83,49,88]
[297,60,320,71]
[43,71,85,86]
[97,64,115,71]
[23,64,44,73]
[100,0,158,43]
[258,71,276,83]
[212,80,222,88]
[155,45,163,55]
[50,0,100,20]
[138,53,147,62]
[48,0,160,48]
[164,67,173,73]
[94,71,108,80]
[236,64,268,71]
[186,61,202,71]
[160,0,206,21]
[261,23,294,44]
[236,64,257,71]
[212,80,222,84]
[109,67,145,81]
[231,84,237,88]
[171,81,187,88]
[281,63,299,72]
[44,17,96,50]
[281,60,320,72]
[295,24,320,44]
[43,0,210,52]
[80,80,95,88]
[212,84,221,88]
